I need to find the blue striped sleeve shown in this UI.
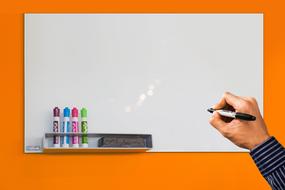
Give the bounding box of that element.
[250,137,285,190]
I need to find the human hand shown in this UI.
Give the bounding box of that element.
[209,92,270,150]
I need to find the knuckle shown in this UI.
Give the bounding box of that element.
[222,129,233,138]
[223,92,229,97]
[249,97,258,105]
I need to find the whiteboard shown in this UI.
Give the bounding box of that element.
[24,14,263,152]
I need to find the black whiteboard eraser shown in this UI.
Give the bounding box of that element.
[97,134,152,148]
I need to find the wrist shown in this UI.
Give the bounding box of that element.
[249,134,271,151]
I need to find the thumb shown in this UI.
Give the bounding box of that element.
[213,92,243,110]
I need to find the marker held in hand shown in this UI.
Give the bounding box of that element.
[207,108,256,121]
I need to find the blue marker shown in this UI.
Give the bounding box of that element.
[61,107,70,148]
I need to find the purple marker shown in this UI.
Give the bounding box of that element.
[53,107,60,148]
[71,107,79,148]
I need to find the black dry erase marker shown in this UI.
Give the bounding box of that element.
[207,108,256,121]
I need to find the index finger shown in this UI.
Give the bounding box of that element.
[213,92,243,110]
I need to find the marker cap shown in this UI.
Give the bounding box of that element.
[72,107,78,117]
[64,107,70,117]
[81,108,87,118]
[53,107,60,117]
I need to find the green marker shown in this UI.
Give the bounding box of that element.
[81,108,88,147]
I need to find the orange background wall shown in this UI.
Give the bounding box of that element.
[1,0,284,189]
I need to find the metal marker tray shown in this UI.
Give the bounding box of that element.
[43,133,152,153]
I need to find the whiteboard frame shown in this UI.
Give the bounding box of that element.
[24,13,263,153]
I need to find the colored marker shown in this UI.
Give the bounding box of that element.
[53,107,60,148]
[81,108,88,147]
[62,107,70,148]
[71,107,79,148]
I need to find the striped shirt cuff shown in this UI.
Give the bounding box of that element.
[250,137,285,177]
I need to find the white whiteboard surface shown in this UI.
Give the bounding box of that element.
[25,14,263,152]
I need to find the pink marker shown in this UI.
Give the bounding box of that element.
[71,107,79,148]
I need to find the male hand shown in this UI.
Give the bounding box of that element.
[209,92,270,150]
